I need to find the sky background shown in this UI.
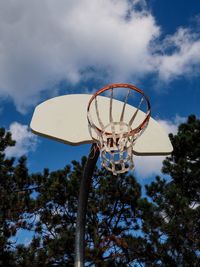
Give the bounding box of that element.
[1,0,200,185]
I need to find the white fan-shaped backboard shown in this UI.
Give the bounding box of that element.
[30,94,173,155]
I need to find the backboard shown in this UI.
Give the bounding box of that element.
[30,94,173,156]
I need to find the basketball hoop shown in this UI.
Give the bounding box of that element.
[87,83,151,175]
[31,82,172,266]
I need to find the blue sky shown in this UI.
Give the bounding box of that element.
[0,0,200,181]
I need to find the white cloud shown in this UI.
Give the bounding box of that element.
[5,122,38,157]
[156,28,200,81]
[157,114,187,135]
[134,115,186,178]
[0,1,199,112]
[134,155,166,179]
[0,0,159,112]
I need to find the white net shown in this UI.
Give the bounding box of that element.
[99,121,134,175]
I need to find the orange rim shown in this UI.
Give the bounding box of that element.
[87,83,151,137]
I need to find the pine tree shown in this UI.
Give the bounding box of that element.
[0,128,35,267]
[18,158,141,266]
[1,114,200,266]
[125,115,200,266]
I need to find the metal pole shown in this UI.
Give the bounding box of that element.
[74,143,100,267]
